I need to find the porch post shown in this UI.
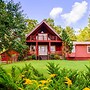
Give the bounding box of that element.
[36,42,38,60]
[48,42,51,59]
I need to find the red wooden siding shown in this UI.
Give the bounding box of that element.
[26,20,62,59]
[0,50,19,63]
[67,42,90,60]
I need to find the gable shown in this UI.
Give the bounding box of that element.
[26,20,62,40]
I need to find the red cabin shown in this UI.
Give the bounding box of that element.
[26,20,62,59]
[0,50,19,63]
[67,42,90,60]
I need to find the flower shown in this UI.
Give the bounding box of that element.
[65,77,72,86]
[83,87,90,90]
[40,80,48,85]
[24,79,33,85]
[50,74,57,78]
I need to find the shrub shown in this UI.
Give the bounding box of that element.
[54,54,60,60]
[0,63,90,90]
[27,56,32,60]
[32,54,36,60]
[50,54,55,59]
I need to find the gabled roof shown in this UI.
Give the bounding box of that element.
[26,20,62,40]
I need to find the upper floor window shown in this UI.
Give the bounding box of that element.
[38,34,47,40]
[72,46,75,53]
[87,46,90,53]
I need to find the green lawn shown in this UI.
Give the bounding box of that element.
[1,60,90,76]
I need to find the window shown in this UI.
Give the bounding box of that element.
[38,34,47,40]
[30,45,35,51]
[72,46,75,53]
[51,46,55,52]
[87,46,90,53]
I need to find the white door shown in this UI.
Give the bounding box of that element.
[39,45,47,55]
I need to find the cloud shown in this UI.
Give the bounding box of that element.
[50,7,63,19]
[61,1,88,25]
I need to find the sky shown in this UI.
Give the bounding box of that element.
[10,0,90,33]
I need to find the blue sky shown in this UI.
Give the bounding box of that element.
[12,0,89,33]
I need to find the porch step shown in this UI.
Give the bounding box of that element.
[39,55,48,60]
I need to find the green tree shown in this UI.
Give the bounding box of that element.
[61,29,73,59]
[24,19,38,34]
[44,18,62,35]
[65,26,76,41]
[44,18,55,28]
[0,0,28,57]
[77,17,90,41]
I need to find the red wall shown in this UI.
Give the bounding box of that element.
[1,50,19,63]
[67,44,90,60]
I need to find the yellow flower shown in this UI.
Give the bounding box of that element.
[83,87,90,90]
[65,77,72,86]
[40,80,48,85]
[24,79,33,85]
[50,74,57,78]
[37,84,44,87]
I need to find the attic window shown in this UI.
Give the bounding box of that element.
[87,46,90,53]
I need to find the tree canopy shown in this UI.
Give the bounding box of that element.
[0,0,27,53]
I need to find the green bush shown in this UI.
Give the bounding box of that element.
[27,56,32,60]
[54,54,60,60]
[0,63,90,90]
[32,54,36,60]
[50,54,55,59]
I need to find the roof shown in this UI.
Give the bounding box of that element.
[73,42,90,45]
[26,20,62,40]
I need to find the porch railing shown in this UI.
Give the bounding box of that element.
[28,35,58,41]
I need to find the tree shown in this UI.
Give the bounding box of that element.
[44,18,55,28]
[0,0,28,55]
[77,17,90,41]
[24,19,38,34]
[44,18,62,35]
[65,26,76,41]
[61,29,73,59]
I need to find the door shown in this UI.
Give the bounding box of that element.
[39,45,47,55]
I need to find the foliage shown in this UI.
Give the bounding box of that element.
[32,54,36,60]
[61,29,73,59]
[77,27,90,41]
[65,26,77,41]
[0,0,28,54]
[49,54,55,59]
[0,63,90,90]
[0,67,18,90]
[54,54,60,60]
[47,62,60,75]
[24,19,38,34]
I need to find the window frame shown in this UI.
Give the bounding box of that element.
[50,46,55,52]
[87,46,90,53]
[72,45,75,53]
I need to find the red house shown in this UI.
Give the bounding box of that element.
[67,42,90,60]
[26,20,62,60]
[0,50,19,63]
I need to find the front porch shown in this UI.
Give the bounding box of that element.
[27,42,62,60]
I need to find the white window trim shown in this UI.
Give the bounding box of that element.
[72,46,75,53]
[51,46,55,52]
[87,46,90,53]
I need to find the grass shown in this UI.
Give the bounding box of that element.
[1,60,90,76]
